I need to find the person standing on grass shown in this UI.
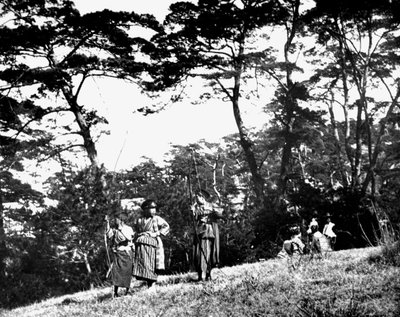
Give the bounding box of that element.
[191,189,223,281]
[105,212,135,297]
[132,199,170,287]
[323,214,337,250]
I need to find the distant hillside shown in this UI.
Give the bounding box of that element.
[2,247,399,317]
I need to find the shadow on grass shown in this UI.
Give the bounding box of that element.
[158,273,197,286]
[94,293,113,303]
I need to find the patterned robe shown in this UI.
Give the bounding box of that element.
[132,215,169,281]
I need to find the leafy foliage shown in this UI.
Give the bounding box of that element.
[0,0,162,167]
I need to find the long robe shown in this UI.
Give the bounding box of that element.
[192,202,221,277]
[107,224,134,288]
[132,215,169,281]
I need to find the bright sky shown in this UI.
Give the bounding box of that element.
[81,74,267,170]
[73,0,268,170]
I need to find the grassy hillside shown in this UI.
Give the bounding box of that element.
[2,247,399,317]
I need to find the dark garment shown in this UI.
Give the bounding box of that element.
[111,249,133,288]
[193,236,213,275]
[192,201,221,279]
[132,235,158,282]
[193,222,220,277]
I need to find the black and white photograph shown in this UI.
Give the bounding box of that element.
[1,0,399,316]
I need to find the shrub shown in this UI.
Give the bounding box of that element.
[0,274,49,309]
[369,240,400,267]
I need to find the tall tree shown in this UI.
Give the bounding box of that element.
[0,0,161,168]
[306,0,400,196]
[0,93,47,278]
[43,166,116,289]
[0,0,164,294]
[143,0,288,207]
[257,0,326,200]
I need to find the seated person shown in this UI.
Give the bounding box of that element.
[277,226,305,259]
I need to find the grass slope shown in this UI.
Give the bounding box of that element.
[2,247,399,317]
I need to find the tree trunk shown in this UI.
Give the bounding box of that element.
[62,86,100,168]
[231,80,265,207]
[225,32,265,208]
[352,99,363,189]
[346,22,372,191]
[278,0,300,199]
[279,122,295,197]
[337,35,352,187]
[327,93,348,186]
[0,189,7,278]
[362,85,400,195]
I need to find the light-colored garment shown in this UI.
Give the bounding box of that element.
[278,236,305,259]
[312,231,331,253]
[323,222,336,238]
[307,218,319,234]
[107,224,134,252]
[286,236,305,255]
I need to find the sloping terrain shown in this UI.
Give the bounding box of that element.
[2,247,399,317]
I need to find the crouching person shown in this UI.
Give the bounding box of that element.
[277,226,305,267]
[105,212,135,297]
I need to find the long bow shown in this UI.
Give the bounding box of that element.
[187,152,198,242]
[104,216,112,278]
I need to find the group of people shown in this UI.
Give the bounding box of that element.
[107,193,339,294]
[310,215,337,254]
[278,214,337,261]
[105,199,170,297]
[105,190,222,297]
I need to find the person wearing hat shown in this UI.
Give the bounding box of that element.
[323,214,337,250]
[105,212,135,297]
[190,189,223,281]
[132,199,169,287]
